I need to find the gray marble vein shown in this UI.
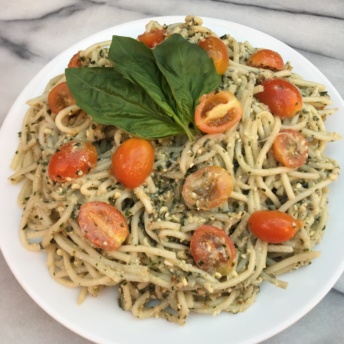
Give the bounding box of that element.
[0,0,343,343]
[211,0,344,19]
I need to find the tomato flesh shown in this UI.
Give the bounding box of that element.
[198,36,229,74]
[78,201,128,251]
[190,225,236,275]
[272,129,308,168]
[137,28,166,48]
[182,166,233,210]
[246,49,284,71]
[111,138,155,189]
[48,82,76,115]
[255,78,302,118]
[195,90,242,134]
[48,140,98,182]
[248,210,302,243]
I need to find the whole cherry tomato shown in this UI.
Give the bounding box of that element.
[182,166,233,210]
[68,51,82,68]
[246,49,284,71]
[194,90,242,134]
[48,140,98,182]
[78,201,128,251]
[48,82,76,115]
[248,210,303,243]
[255,78,303,118]
[272,129,308,168]
[198,36,229,74]
[111,138,155,189]
[138,28,166,48]
[190,225,236,276]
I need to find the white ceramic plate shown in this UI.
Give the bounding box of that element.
[0,16,343,344]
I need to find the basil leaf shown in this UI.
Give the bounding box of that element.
[65,67,185,139]
[152,34,221,122]
[108,36,176,118]
[108,35,194,139]
[65,34,221,141]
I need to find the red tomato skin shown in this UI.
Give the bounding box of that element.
[194,91,242,134]
[48,82,76,115]
[68,51,82,68]
[246,49,284,71]
[182,166,234,210]
[255,78,303,118]
[111,138,155,189]
[78,201,128,251]
[248,210,302,243]
[272,129,308,168]
[48,141,98,182]
[190,225,236,275]
[198,36,229,74]
[137,29,166,48]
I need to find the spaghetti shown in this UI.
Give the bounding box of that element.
[9,16,340,325]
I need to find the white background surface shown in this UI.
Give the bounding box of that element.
[1,1,344,343]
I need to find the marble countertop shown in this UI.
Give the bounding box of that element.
[1,0,343,343]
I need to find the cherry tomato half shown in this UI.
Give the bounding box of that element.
[190,225,236,276]
[195,90,243,134]
[246,49,284,71]
[272,129,308,168]
[111,138,155,189]
[138,28,166,48]
[78,201,128,251]
[255,78,303,118]
[48,82,76,115]
[248,210,303,243]
[198,36,229,74]
[68,51,82,68]
[182,166,233,210]
[48,140,98,182]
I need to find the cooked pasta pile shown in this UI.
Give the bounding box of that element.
[9,16,340,325]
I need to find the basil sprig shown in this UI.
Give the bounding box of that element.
[65,34,221,140]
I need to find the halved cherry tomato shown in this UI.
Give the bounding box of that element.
[138,28,166,48]
[198,36,229,74]
[194,90,243,134]
[255,78,302,118]
[78,201,128,251]
[272,129,308,168]
[111,138,155,189]
[48,82,76,115]
[248,210,303,243]
[190,225,236,276]
[68,51,82,68]
[246,49,284,71]
[48,140,98,182]
[182,166,233,210]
